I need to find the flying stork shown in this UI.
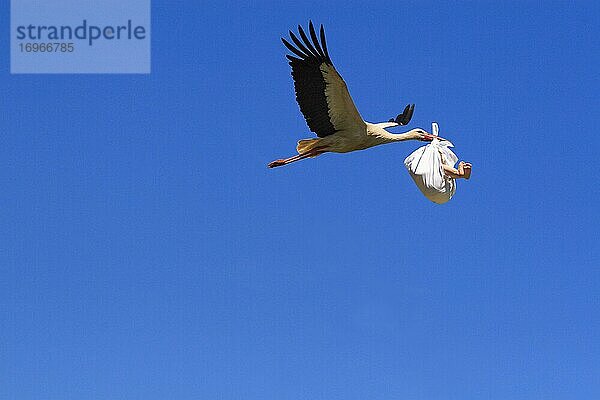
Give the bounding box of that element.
[268,21,440,168]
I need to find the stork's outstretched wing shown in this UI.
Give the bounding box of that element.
[282,21,366,138]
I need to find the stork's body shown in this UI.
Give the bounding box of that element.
[268,22,437,168]
[298,121,428,154]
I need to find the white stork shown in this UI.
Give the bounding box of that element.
[268,21,440,168]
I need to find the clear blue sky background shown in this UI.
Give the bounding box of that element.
[1,1,599,399]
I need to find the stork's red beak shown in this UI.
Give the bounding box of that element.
[422,134,448,142]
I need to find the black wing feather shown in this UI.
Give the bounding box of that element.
[289,31,314,60]
[319,25,332,63]
[281,38,310,60]
[283,22,337,137]
[395,104,415,126]
[297,25,321,60]
[308,21,326,59]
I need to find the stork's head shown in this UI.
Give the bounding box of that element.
[412,128,435,142]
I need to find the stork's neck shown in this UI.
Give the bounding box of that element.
[368,123,420,143]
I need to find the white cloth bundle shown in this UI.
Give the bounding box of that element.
[404,123,458,204]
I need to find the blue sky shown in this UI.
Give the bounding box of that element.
[1,1,599,399]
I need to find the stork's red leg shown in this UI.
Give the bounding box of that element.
[268,147,327,168]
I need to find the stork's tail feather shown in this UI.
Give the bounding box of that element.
[296,138,321,155]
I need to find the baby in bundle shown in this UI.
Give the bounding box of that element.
[404,122,471,204]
